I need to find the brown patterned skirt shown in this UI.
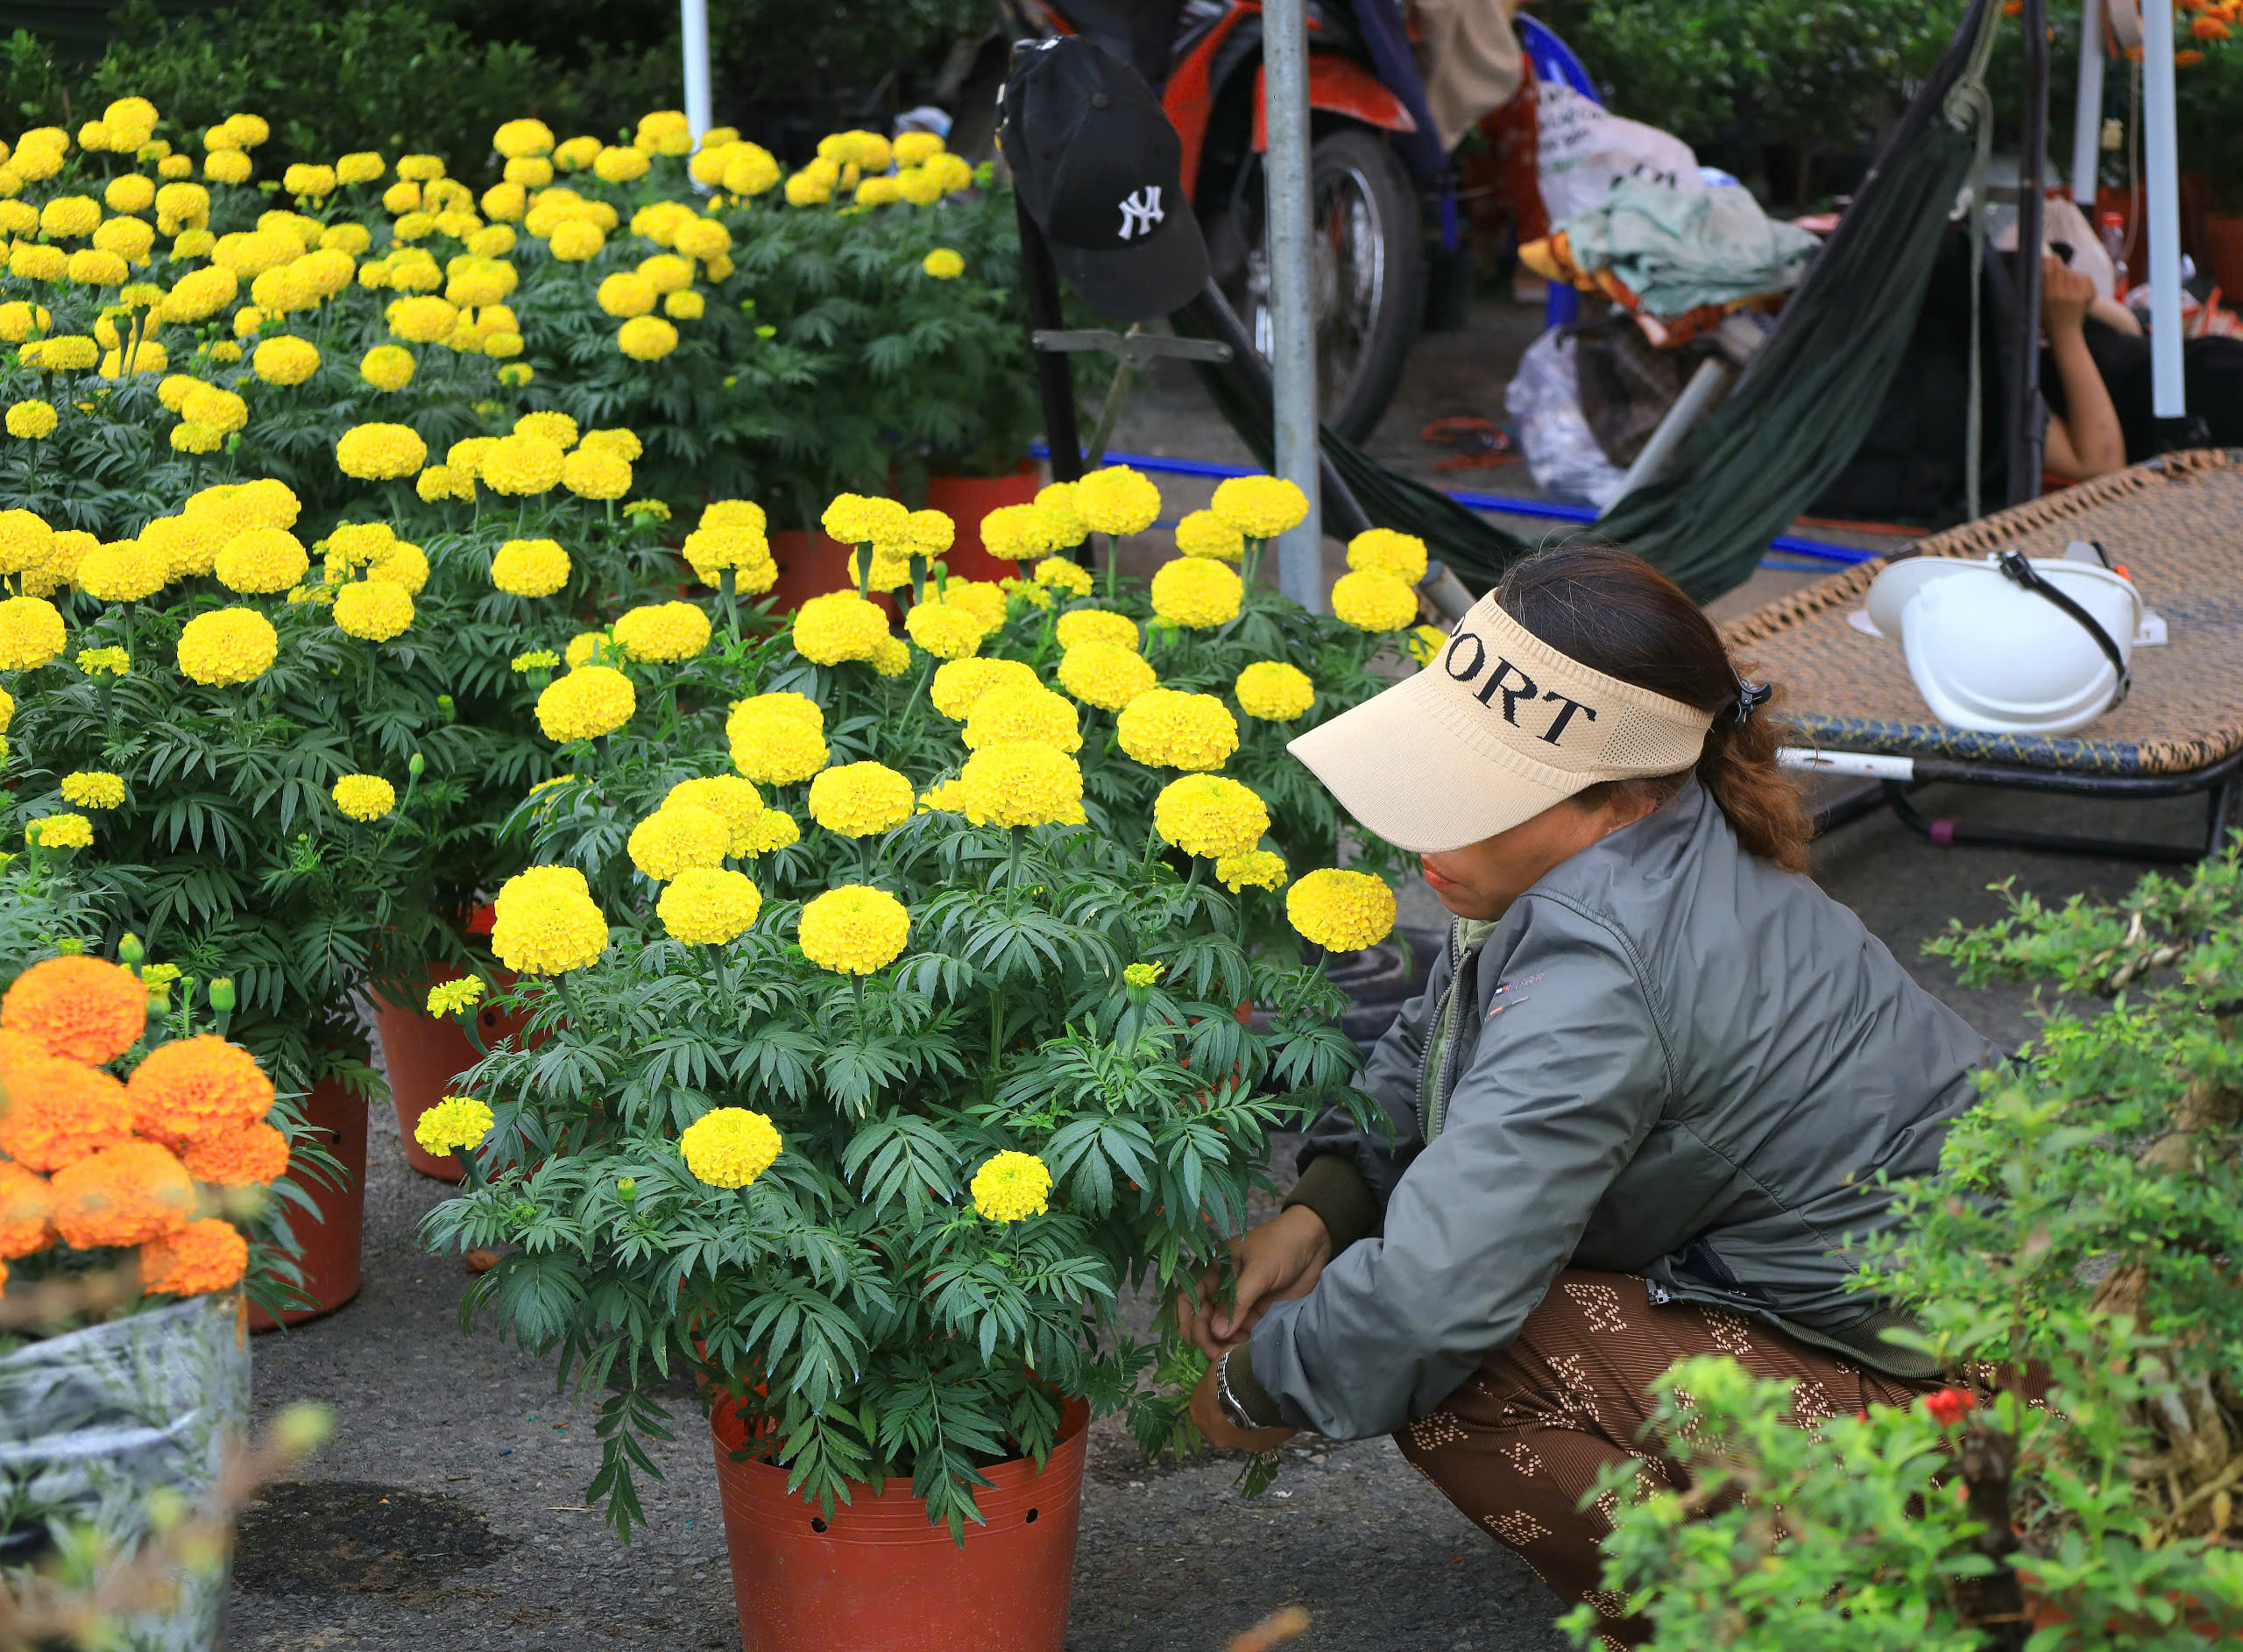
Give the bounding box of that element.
[1392,1270,1939,1650]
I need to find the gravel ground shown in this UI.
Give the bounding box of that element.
[225,298,2224,1651]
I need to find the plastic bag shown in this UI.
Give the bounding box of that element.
[1534,81,1702,225]
[0,1293,249,1651]
[1505,327,1631,509]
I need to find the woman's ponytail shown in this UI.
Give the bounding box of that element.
[1495,545,1815,873]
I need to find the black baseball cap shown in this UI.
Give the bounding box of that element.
[1000,36,1210,321]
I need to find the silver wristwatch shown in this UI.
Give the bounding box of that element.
[1213,1350,1257,1430]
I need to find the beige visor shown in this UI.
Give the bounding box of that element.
[1287,592,1716,854]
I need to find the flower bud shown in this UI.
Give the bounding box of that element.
[616,1176,638,1203]
[55,937,83,956]
[408,751,426,777]
[208,977,237,1012]
[117,932,145,965]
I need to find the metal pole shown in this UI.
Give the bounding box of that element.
[680,0,713,148]
[2140,0,2187,419]
[1261,0,1323,611]
[2007,0,2049,506]
[2070,0,2104,205]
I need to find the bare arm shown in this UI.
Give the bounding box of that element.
[2041,256,2127,482]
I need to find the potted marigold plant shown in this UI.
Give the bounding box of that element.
[420,474,1412,1650]
[1564,850,2243,1648]
[0,942,301,1652]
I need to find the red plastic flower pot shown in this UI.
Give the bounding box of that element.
[925,462,1040,582]
[249,1075,365,1331]
[768,526,860,612]
[711,1391,1089,1652]
[372,965,534,1182]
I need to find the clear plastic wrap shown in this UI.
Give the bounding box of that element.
[1504,327,1631,510]
[0,1292,250,1651]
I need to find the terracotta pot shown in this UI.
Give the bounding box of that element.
[925,462,1040,582]
[372,965,534,1182]
[249,1076,366,1331]
[2204,214,2243,305]
[711,1392,1088,1652]
[768,526,860,612]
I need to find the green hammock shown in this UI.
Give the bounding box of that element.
[1177,0,2004,605]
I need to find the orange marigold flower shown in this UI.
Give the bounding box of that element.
[139,1216,248,1295]
[1,955,148,1063]
[50,1140,195,1248]
[2190,14,2230,37]
[0,1159,53,1259]
[125,1034,274,1148]
[180,1119,289,1185]
[0,1055,135,1171]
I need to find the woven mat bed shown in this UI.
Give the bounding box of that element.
[1721,449,2243,776]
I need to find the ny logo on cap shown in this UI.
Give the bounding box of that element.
[1117,186,1164,240]
[1443,632,1598,747]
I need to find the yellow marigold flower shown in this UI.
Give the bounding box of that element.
[1034,483,1090,549]
[895,131,945,167]
[1406,624,1448,666]
[1235,660,1314,722]
[336,152,385,186]
[497,362,533,386]
[560,446,632,501]
[979,503,1059,561]
[903,600,983,660]
[594,270,657,319]
[59,770,125,809]
[930,657,1038,722]
[174,604,278,681]
[333,580,414,640]
[68,249,131,287]
[416,463,472,504]
[1346,527,1428,583]
[386,293,456,342]
[284,162,336,199]
[807,762,913,838]
[1150,557,1243,629]
[666,775,762,855]
[943,577,1006,635]
[509,649,559,674]
[846,546,914,593]
[394,152,443,182]
[1329,568,1419,632]
[817,493,901,548]
[358,343,414,392]
[493,116,555,159]
[1285,868,1397,952]
[616,314,676,361]
[480,434,566,496]
[659,866,763,947]
[970,1150,1051,1223]
[1116,688,1238,771]
[39,195,101,239]
[0,511,52,575]
[490,865,609,975]
[76,540,167,603]
[564,629,613,668]
[552,136,601,171]
[721,145,782,196]
[214,526,307,595]
[1122,961,1164,988]
[673,217,730,261]
[727,706,828,786]
[1055,608,1140,653]
[922,247,965,279]
[414,1095,492,1159]
[1057,640,1157,711]
[1073,465,1161,536]
[793,591,891,666]
[335,421,428,480]
[797,884,909,976]
[104,173,157,214]
[593,145,651,185]
[1210,474,1310,540]
[1216,849,1289,893]
[679,1105,781,1189]
[627,802,728,881]
[9,245,67,283]
[330,773,396,821]
[586,427,648,462]
[1174,508,1244,562]
[682,525,769,584]
[740,809,800,856]
[958,742,1086,829]
[638,253,692,294]
[963,683,1081,754]
[536,666,635,743]
[634,109,694,156]
[76,646,129,677]
[25,813,92,850]
[1154,773,1270,858]
[0,301,52,342]
[0,597,61,670]
[1031,555,1092,597]
[425,978,485,1016]
[513,410,576,448]
[872,634,912,676]
[94,217,155,264]
[325,520,393,569]
[251,335,319,385]
[612,600,711,663]
[662,288,704,321]
[1004,576,1052,610]
[180,384,246,434]
[784,169,832,207]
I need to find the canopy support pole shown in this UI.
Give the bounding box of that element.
[2140,0,2187,420]
[1262,0,1324,610]
[2070,0,2105,205]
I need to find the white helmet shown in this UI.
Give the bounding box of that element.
[1865,549,2142,737]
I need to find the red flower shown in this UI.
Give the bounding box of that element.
[1923,1387,1976,1427]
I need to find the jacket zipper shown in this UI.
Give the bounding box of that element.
[1421,923,1473,1144]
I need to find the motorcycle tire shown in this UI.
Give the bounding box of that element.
[1226,125,1426,444]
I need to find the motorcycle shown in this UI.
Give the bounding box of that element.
[955,0,1453,441]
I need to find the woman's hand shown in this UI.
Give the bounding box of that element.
[2041,253,2095,335]
[1176,1204,1334,1360]
[1190,1363,1299,1454]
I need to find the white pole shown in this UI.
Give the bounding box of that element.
[1261,0,1324,612]
[681,0,714,148]
[2140,0,2186,419]
[2070,0,2104,205]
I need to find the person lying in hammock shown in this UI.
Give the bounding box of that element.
[2042,253,2243,482]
